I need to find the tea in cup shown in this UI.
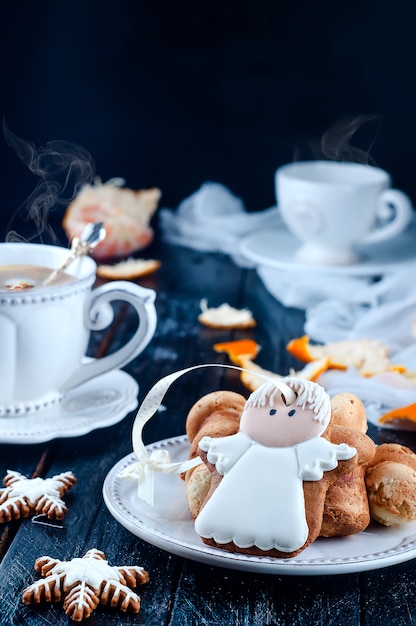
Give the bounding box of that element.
[275,161,413,265]
[0,242,157,416]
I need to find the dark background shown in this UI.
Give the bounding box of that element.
[1,0,416,243]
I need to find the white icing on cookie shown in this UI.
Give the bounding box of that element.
[247,378,330,423]
[196,379,356,553]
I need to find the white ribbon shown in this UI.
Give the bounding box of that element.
[118,449,201,506]
[119,363,297,505]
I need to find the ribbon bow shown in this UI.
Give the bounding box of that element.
[118,449,201,506]
[119,363,296,505]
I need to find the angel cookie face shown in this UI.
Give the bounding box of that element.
[239,378,331,447]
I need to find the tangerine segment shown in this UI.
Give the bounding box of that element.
[97,258,161,280]
[62,179,161,260]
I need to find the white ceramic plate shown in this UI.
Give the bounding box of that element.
[239,219,416,276]
[0,369,138,444]
[103,435,416,575]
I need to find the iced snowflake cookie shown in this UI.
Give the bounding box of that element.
[0,470,76,523]
[22,548,149,622]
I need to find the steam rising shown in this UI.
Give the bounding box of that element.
[321,114,380,165]
[3,120,95,243]
[293,114,381,166]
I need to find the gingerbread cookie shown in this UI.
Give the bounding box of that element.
[184,381,378,557]
[194,378,362,558]
[0,470,76,523]
[22,548,149,622]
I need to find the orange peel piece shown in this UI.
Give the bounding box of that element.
[287,335,405,377]
[213,339,260,364]
[238,356,331,392]
[379,404,416,425]
[213,339,331,391]
[292,357,332,381]
[286,335,314,363]
[97,258,161,279]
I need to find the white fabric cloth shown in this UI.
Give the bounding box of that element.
[159,183,416,409]
[159,182,280,266]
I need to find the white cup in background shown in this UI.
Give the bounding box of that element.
[275,160,413,265]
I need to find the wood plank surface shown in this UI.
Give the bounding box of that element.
[1,241,416,625]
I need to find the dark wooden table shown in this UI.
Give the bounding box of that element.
[1,238,416,626]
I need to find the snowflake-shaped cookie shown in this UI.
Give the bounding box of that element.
[0,470,76,522]
[22,548,149,622]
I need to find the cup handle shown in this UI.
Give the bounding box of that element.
[361,188,413,244]
[59,281,157,392]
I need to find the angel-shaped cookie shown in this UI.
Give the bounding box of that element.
[195,378,357,556]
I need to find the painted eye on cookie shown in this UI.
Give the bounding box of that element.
[269,409,276,416]
[288,409,296,417]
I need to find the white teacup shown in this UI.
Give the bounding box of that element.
[0,242,157,416]
[275,160,413,265]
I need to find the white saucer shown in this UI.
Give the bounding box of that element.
[239,219,416,276]
[0,369,138,444]
[103,435,416,575]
